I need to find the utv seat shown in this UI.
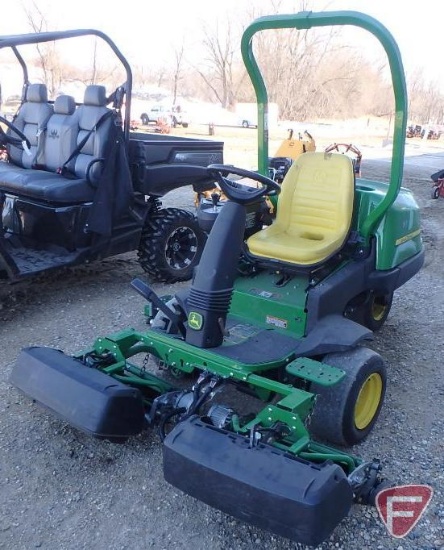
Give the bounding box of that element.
[68,84,114,184]
[7,83,54,168]
[0,86,115,203]
[246,152,354,266]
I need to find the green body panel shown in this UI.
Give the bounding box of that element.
[355,180,422,269]
[230,271,309,337]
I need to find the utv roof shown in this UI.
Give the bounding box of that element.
[0,29,106,44]
[0,29,131,73]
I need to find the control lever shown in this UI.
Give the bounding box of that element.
[131,278,186,337]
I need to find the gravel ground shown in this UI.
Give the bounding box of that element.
[1,149,444,550]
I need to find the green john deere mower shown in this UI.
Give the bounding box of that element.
[11,11,424,546]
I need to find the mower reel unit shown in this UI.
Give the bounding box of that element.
[11,11,424,546]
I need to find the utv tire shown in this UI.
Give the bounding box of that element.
[138,208,206,283]
[141,113,149,125]
[309,347,387,447]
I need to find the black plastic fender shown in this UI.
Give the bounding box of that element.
[296,314,373,357]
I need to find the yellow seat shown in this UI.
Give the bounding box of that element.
[246,152,354,266]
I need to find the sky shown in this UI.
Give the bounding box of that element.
[1,0,443,91]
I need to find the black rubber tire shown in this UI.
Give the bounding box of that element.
[141,113,149,125]
[361,291,393,331]
[431,186,440,199]
[344,291,393,332]
[242,120,249,128]
[182,123,189,128]
[309,347,387,447]
[138,208,206,283]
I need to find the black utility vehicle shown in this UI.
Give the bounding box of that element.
[0,30,222,282]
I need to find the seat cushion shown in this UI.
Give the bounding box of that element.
[0,162,95,203]
[246,219,348,264]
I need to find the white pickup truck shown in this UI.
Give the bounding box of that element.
[139,104,189,128]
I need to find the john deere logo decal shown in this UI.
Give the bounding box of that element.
[188,311,203,330]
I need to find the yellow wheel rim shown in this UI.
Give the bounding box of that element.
[354,373,383,430]
[371,297,387,321]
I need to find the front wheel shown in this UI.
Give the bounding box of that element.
[309,347,387,447]
[138,208,207,283]
[141,113,149,125]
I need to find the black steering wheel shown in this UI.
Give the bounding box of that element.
[207,164,281,205]
[0,115,31,149]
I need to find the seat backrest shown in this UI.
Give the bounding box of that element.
[275,152,354,241]
[72,85,113,183]
[42,95,78,172]
[8,83,53,168]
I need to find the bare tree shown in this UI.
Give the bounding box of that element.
[406,68,442,124]
[18,0,440,125]
[130,0,423,123]
[23,1,63,96]
[171,43,185,105]
[194,17,246,108]
[22,2,122,96]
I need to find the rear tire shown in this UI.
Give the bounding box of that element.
[138,208,206,283]
[361,291,393,331]
[345,290,393,331]
[309,347,387,447]
[141,113,149,125]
